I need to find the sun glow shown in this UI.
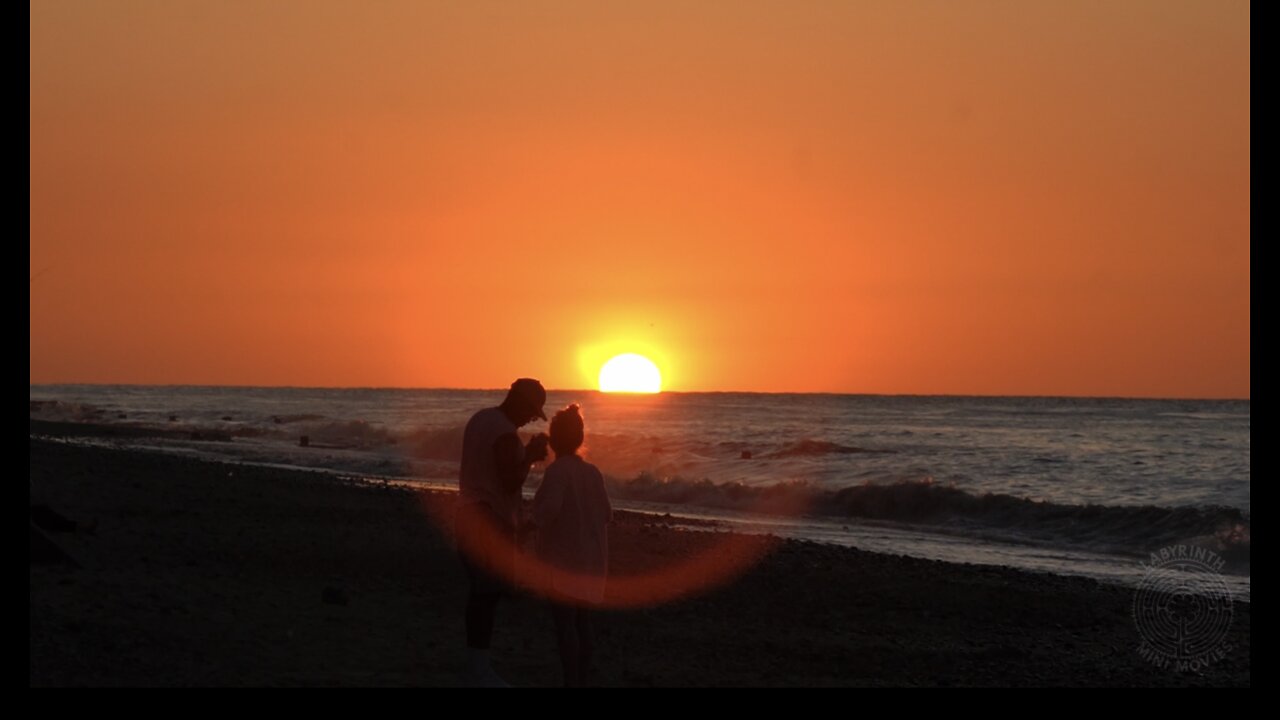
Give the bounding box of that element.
[599,353,662,393]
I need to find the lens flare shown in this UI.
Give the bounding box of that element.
[423,488,812,610]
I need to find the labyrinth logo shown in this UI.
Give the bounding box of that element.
[1133,545,1234,671]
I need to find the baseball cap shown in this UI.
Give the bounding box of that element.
[506,378,547,420]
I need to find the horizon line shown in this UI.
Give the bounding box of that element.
[28,381,1250,403]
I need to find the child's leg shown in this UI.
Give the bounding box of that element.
[551,602,581,687]
[575,607,594,687]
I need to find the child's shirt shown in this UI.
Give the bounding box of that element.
[532,455,612,604]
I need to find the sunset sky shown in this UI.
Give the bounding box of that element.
[30,1,1250,398]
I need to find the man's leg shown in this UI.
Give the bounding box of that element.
[457,504,514,686]
[464,589,510,686]
[466,590,500,649]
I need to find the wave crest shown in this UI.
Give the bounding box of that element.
[606,473,1250,568]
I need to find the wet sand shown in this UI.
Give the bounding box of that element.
[30,435,1249,686]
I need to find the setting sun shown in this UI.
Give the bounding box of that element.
[599,354,662,393]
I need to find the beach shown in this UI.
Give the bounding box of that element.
[30,429,1250,687]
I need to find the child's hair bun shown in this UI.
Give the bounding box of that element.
[550,404,585,454]
[552,403,583,428]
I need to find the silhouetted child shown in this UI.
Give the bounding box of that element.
[531,404,612,687]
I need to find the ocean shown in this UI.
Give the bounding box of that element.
[29,385,1250,599]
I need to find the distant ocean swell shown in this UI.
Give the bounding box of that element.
[29,402,894,459]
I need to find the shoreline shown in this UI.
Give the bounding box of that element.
[30,436,1250,686]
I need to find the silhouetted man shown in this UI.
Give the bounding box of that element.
[456,378,550,686]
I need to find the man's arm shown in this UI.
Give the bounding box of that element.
[493,432,548,494]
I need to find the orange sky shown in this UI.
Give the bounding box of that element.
[30,1,1249,398]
